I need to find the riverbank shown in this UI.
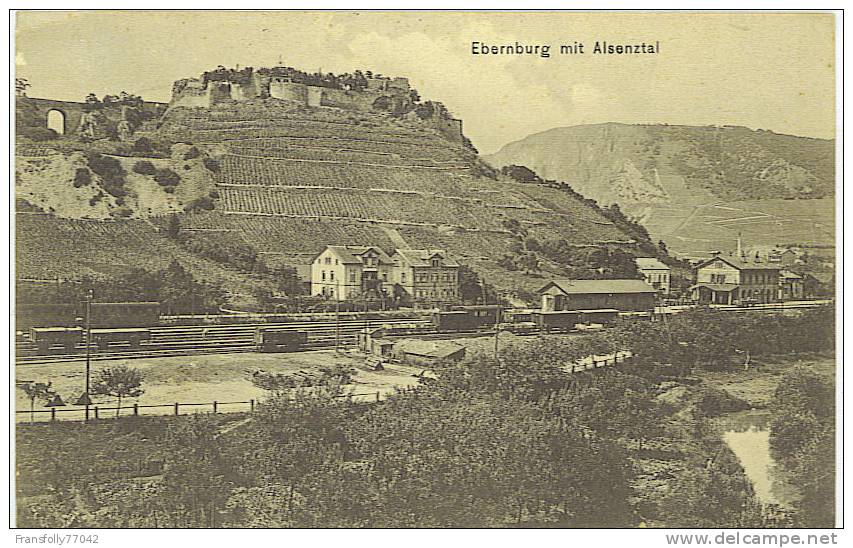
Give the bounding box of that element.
[693,352,835,408]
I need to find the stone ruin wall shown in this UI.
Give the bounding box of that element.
[168,70,464,142]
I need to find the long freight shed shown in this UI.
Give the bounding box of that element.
[537,279,658,313]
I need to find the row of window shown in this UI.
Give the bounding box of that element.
[320,270,390,282]
[415,271,456,283]
[709,273,780,285]
[416,288,456,299]
[645,273,669,284]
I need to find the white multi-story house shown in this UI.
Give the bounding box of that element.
[310,246,395,300]
[635,257,671,294]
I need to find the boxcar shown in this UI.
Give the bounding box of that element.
[254,328,308,353]
[578,309,619,326]
[30,327,83,355]
[431,310,478,332]
[531,310,581,333]
[90,328,152,350]
[454,305,504,327]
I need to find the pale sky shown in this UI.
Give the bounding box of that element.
[15,11,836,154]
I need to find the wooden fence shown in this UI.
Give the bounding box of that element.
[16,391,385,424]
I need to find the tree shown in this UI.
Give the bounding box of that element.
[15,77,30,96]
[19,381,56,424]
[91,366,144,417]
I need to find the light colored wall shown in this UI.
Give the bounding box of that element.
[696,259,741,285]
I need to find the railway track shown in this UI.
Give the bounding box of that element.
[15,302,829,366]
[16,317,428,365]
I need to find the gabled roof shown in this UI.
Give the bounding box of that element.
[635,257,670,270]
[393,339,466,359]
[537,279,656,295]
[394,249,460,268]
[695,254,781,271]
[324,245,394,265]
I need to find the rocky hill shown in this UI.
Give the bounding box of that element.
[485,123,835,256]
[16,74,652,310]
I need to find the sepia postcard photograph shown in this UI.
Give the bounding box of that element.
[8,8,841,535]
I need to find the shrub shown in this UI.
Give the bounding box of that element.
[183,146,201,160]
[132,160,156,176]
[73,168,92,188]
[202,157,220,173]
[184,196,215,212]
[86,152,127,198]
[111,206,133,218]
[153,168,181,188]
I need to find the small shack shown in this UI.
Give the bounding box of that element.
[358,327,395,357]
[391,339,466,367]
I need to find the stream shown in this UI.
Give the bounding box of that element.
[720,410,800,508]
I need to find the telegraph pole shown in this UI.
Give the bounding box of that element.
[75,289,94,421]
[335,278,341,353]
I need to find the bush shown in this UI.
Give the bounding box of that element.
[19,127,59,141]
[111,206,133,218]
[183,147,201,160]
[86,152,127,198]
[132,160,156,176]
[153,168,181,188]
[202,157,220,173]
[184,195,215,212]
[73,168,92,188]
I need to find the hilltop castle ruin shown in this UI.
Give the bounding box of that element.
[170,65,465,143]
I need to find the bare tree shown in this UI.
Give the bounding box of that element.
[19,381,56,424]
[91,366,145,417]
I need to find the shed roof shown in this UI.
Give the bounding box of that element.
[537,279,656,296]
[394,249,460,268]
[635,257,670,270]
[393,339,465,359]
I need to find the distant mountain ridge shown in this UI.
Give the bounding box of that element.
[485,123,835,257]
[485,123,834,206]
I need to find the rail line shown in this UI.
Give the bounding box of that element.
[15,318,428,365]
[15,301,829,366]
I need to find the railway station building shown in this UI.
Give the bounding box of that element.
[690,254,780,305]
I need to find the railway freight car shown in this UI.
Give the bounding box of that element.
[254,328,308,352]
[531,310,581,333]
[30,327,83,354]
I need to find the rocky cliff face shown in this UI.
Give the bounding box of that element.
[485,123,834,206]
